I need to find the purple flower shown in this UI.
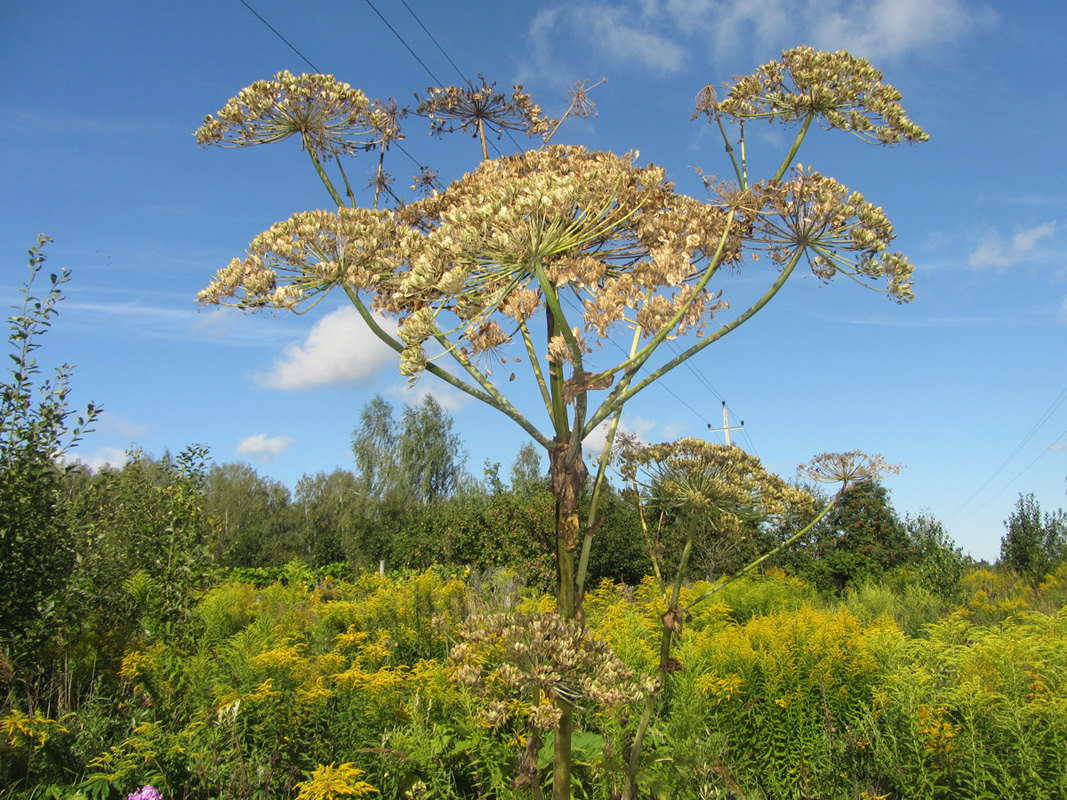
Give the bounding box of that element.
[128,786,162,800]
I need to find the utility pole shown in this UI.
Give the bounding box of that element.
[707,401,744,446]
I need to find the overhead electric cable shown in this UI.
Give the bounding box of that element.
[957,425,1067,521]
[660,335,759,455]
[363,0,444,86]
[237,0,427,171]
[399,0,469,83]
[948,380,1067,521]
[237,0,321,72]
[361,0,514,157]
[560,293,747,441]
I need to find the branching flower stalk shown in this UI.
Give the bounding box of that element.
[616,445,897,800]
[195,49,925,800]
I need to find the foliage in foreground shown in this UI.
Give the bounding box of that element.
[1,236,99,661]
[4,565,1067,800]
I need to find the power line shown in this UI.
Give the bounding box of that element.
[957,425,1067,521]
[363,0,444,86]
[662,336,759,455]
[364,0,523,156]
[237,0,321,72]
[556,293,753,446]
[948,381,1067,521]
[399,0,469,83]
[236,0,426,172]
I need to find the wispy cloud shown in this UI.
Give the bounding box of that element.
[258,307,398,390]
[0,107,169,139]
[805,0,996,62]
[65,300,194,323]
[584,414,673,453]
[384,384,472,414]
[236,434,293,463]
[59,299,292,347]
[522,0,995,83]
[96,411,151,440]
[68,446,129,473]
[969,221,1059,270]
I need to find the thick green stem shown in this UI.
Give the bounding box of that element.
[530,257,588,468]
[622,516,698,800]
[575,407,620,596]
[340,284,550,448]
[576,319,643,596]
[718,116,741,185]
[477,118,489,161]
[304,138,345,208]
[552,506,578,800]
[773,112,814,182]
[552,700,574,800]
[520,320,555,421]
[596,245,806,424]
[684,493,840,612]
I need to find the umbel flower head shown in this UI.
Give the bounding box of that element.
[195,70,399,158]
[737,167,915,301]
[385,145,734,375]
[799,450,902,489]
[196,207,400,311]
[619,437,815,530]
[694,45,929,145]
[416,74,555,146]
[199,144,738,379]
[451,610,645,730]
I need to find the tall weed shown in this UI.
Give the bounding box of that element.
[862,608,1067,799]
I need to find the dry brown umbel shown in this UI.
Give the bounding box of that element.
[694,46,929,145]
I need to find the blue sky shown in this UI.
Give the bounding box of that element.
[2,0,1065,562]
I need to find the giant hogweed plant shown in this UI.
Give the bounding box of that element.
[615,444,899,798]
[196,48,925,799]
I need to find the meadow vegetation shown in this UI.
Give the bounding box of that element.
[3,258,1066,797]
[5,41,1067,798]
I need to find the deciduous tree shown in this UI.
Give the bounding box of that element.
[351,394,467,505]
[205,461,296,567]
[1000,493,1067,584]
[0,236,99,664]
[805,479,909,593]
[293,468,366,567]
[510,440,546,493]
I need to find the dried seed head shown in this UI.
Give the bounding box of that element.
[694,46,928,146]
[195,71,401,158]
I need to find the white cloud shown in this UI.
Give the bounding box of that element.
[522,0,995,82]
[969,221,1059,270]
[583,414,667,454]
[806,0,996,62]
[236,434,293,463]
[96,411,150,440]
[258,306,398,390]
[587,6,687,72]
[524,3,687,83]
[68,446,129,472]
[385,383,472,414]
